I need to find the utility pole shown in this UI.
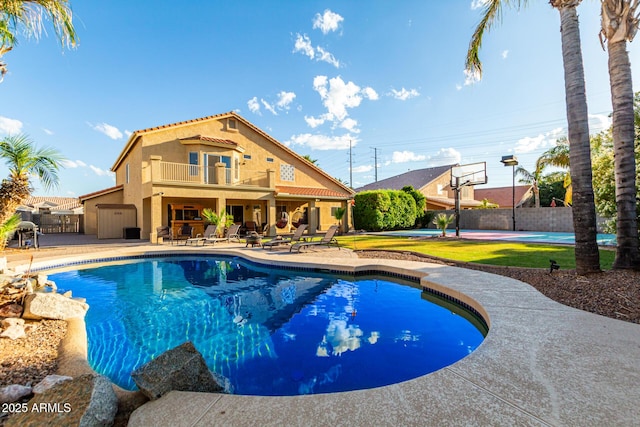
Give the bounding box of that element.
[371,147,378,182]
[349,139,353,188]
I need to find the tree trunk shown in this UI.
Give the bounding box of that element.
[607,39,640,269]
[557,4,601,274]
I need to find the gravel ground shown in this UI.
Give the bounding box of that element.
[1,249,638,394]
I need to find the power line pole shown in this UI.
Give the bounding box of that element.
[349,139,353,188]
[371,147,379,182]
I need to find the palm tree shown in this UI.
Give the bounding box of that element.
[540,138,573,206]
[599,0,640,269]
[432,213,455,237]
[0,134,64,226]
[467,0,601,274]
[0,0,78,82]
[515,158,546,208]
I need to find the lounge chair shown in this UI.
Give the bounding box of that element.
[156,226,171,244]
[262,224,308,250]
[203,223,241,245]
[173,224,193,245]
[186,225,217,246]
[290,225,340,253]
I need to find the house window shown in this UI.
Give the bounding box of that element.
[125,163,130,184]
[280,164,295,182]
[243,154,252,160]
[266,157,274,163]
[228,118,238,130]
[189,152,198,176]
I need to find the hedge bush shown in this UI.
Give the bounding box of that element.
[354,190,417,231]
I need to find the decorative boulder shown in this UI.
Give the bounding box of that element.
[0,303,23,318]
[22,292,89,320]
[33,375,73,394]
[5,374,117,427]
[131,341,225,400]
[0,384,32,404]
[0,324,25,340]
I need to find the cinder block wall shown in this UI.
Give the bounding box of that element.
[435,207,589,232]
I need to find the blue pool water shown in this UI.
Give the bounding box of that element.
[50,256,486,396]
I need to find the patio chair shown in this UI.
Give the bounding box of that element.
[174,224,193,245]
[290,225,340,253]
[244,221,257,235]
[203,223,241,245]
[156,226,171,244]
[262,224,308,250]
[186,224,217,246]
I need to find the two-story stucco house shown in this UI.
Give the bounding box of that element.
[80,112,355,241]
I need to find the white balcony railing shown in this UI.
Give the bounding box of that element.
[158,161,269,187]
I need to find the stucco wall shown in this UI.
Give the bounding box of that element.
[82,190,124,235]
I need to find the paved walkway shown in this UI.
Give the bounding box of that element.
[4,235,639,426]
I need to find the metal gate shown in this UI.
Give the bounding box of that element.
[35,214,81,233]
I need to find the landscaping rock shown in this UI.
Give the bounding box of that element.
[5,374,118,427]
[0,303,23,318]
[0,324,25,340]
[22,292,89,320]
[1,318,24,328]
[0,384,32,404]
[131,341,224,400]
[33,374,73,394]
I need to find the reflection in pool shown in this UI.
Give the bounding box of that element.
[51,256,486,396]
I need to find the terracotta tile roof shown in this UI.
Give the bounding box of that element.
[21,196,82,211]
[134,112,232,135]
[355,164,455,192]
[78,185,124,201]
[179,135,237,146]
[276,186,351,199]
[474,185,533,208]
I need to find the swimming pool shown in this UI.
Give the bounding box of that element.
[50,255,486,396]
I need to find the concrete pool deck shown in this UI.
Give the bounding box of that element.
[4,235,640,426]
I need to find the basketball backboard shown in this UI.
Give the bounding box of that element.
[450,162,487,188]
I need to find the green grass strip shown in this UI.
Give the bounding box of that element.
[335,235,615,270]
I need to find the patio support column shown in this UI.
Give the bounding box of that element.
[150,193,163,243]
[267,169,275,189]
[308,199,317,235]
[268,198,276,236]
[150,155,162,183]
[215,162,226,185]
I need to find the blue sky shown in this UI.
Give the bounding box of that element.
[0,1,637,197]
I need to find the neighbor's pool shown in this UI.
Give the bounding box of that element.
[50,256,486,396]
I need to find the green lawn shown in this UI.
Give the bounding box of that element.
[335,235,615,270]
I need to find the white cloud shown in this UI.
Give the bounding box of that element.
[304,115,328,128]
[261,99,278,115]
[276,91,296,109]
[502,50,509,59]
[89,165,112,177]
[362,87,379,100]
[43,128,54,135]
[313,9,344,34]
[352,165,372,173]
[471,0,490,10]
[427,148,462,166]
[293,33,340,68]
[589,113,612,133]
[514,128,565,154]
[392,151,426,163]
[293,34,315,59]
[287,133,357,150]
[0,116,23,134]
[389,87,420,101]
[90,122,124,140]
[124,130,132,138]
[313,75,367,122]
[248,97,261,114]
[339,118,359,133]
[315,46,340,68]
[463,68,481,86]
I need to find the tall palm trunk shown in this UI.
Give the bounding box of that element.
[601,0,640,269]
[554,1,602,274]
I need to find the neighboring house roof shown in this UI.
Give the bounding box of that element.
[79,185,124,202]
[425,196,484,209]
[276,186,350,199]
[474,185,533,208]
[355,164,455,192]
[111,111,354,196]
[19,196,83,213]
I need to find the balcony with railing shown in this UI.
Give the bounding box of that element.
[156,160,271,188]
